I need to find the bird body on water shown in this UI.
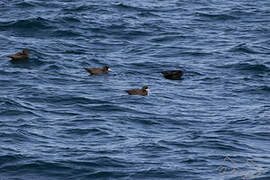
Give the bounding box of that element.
[125,86,149,96]
[85,66,110,75]
[7,49,29,60]
[161,70,183,80]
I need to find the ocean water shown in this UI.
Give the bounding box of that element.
[0,0,270,179]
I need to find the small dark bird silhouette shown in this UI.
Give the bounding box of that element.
[7,49,29,60]
[161,70,183,80]
[125,86,149,96]
[84,66,110,75]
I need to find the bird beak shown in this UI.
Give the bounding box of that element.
[108,68,111,71]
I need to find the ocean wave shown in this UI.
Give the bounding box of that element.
[0,154,26,164]
[0,109,38,119]
[137,11,160,18]
[129,168,189,179]
[149,35,186,43]
[63,157,133,169]
[112,2,149,12]
[232,85,270,95]
[218,62,270,73]
[51,30,82,37]
[61,4,103,12]
[85,104,155,116]
[0,1,269,179]
[230,44,257,54]
[62,5,91,12]
[0,17,54,30]
[0,160,73,179]
[229,43,270,54]
[0,97,35,110]
[14,1,35,8]
[58,16,81,23]
[251,85,270,93]
[42,95,108,106]
[62,127,111,136]
[195,12,239,21]
[40,64,62,71]
[0,130,31,142]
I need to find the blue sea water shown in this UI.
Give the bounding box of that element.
[0,0,270,179]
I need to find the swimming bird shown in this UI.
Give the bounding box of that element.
[125,86,149,96]
[161,70,183,80]
[84,66,110,75]
[7,49,29,60]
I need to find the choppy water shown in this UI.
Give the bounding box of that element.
[0,0,270,179]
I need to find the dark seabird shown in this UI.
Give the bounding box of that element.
[84,66,110,75]
[7,49,29,60]
[161,70,183,80]
[125,86,149,96]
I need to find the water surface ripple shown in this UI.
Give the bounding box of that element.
[0,0,269,179]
